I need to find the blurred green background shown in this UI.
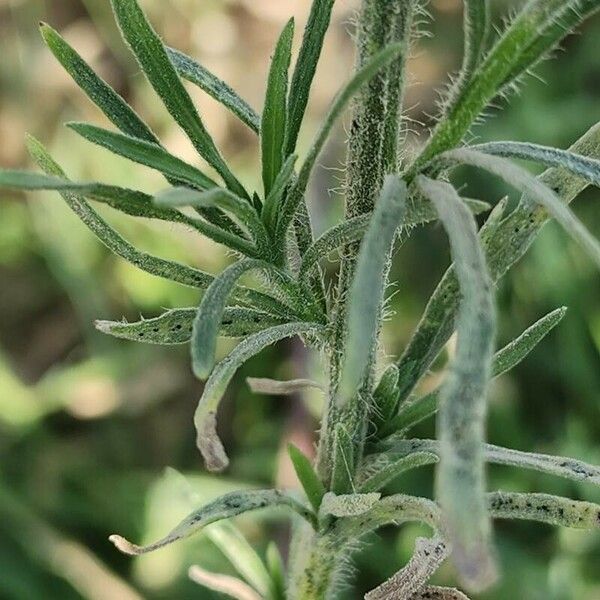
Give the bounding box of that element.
[0,0,599,598]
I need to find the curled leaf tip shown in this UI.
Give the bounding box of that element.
[196,411,229,472]
[109,534,141,556]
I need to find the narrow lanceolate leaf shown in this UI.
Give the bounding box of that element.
[358,452,438,494]
[95,308,285,345]
[40,23,158,142]
[166,46,261,134]
[365,536,449,600]
[500,0,600,91]
[110,0,246,198]
[385,307,567,435]
[284,0,335,156]
[298,197,491,281]
[411,0,591,172]
[493,307,567,377]
[188,566,261,600]
[338,176,407,405]
[67,122,218,190]
[320,493,381,518]
[470,141,600,187]
[191,259,298,379]
[155,187,269,253]
[462,0,489,76]
[266,543,286,600]
[109,489,315,555]
[0,169,257,253]
[261,19,294,197]
[379,439,600,489]
[336,494,442,540]
[261,154,297,235]
[299,216,368,281]
[445,149,600,269]
[371,364,400,432]
[288,444,326,512]
[277,43,404,239]
[417,176,497,592]
[205,523,272,599]
[0,170,191,224]
[26,134,213,290]
[194,323,323,471]
[248,379,322,396]
[488,492,600,530]
[393,123,600,409]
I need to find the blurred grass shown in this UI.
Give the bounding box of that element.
[0,0,599,598]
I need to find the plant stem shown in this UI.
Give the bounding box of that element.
[288,526,342,599]
[317,0,414,490]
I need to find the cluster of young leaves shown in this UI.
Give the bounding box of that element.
[2,0,600,598]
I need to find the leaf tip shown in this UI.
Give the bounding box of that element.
[94,320,113,334]
[109,534,141,556]
[195,411,229,472]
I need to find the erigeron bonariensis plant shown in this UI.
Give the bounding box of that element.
[1,0,600,597]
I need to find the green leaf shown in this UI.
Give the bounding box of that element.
[194,322,323,471]
[488,491,600,530]
[261,19,294,197]
[40,22,158,143]
[493,306,567,377]
[39,24,239,231]
[365,536,449,600]
[378,439,600,489]
[371,364,400,432]
[277,43,404,239]
[155,187,269,254]
[25,136,290,316]
[393,122,600,409]
[95,307,285,345]
[358,452,438,494]
[461,0,490,81]
[411,0,591,172]
[330,424,356,495]
[109,0,246,198]
[385,307,567,435]
[205,523,272,599]
[335,493,441,540]
[67,122,218,190]
[338,176,407,404]
[188,566,261,600]
[320,492,381,518]
[25,134,214,290]
[287,444,326,512]
[109,489,315,555]
[500,0,600,91]
[166,46,261,134]
[265,543,286,600]
[417,176,497,592]
[0,169,186,223]
[191,259,301,380]
[284,0,335,156]
[445,148,600,269]
[0,169,256,254]
[470,141,600,187]
[261,155,297,235]
[298,197,490,281]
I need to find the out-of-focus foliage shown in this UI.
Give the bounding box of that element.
[0,0,598,598]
